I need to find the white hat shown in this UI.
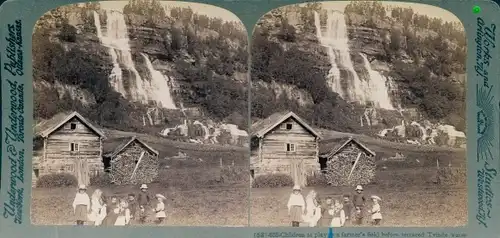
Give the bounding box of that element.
[156,194,166,200]
[293,185,301,191]
[140,184,148,189]
[355,185,363,191]
[371,195,381,201]
[78,184,86,190]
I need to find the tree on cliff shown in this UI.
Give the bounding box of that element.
[123,0,166,27]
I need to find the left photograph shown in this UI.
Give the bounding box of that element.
[31,1,249,226]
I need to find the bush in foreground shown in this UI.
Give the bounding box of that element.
[36,173,78,188]
[89,173,113,187]
[252,173,294,188]
[306,173,329,186]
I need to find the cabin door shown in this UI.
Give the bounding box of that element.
[290,158,306,187]
[74,158,90,186]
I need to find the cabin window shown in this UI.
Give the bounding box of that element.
[286,123,293,130]
[70,123,77,130]
[250,169,255,178]
[286,143,296,152]
[70,142,79,152]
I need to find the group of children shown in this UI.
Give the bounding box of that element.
[287,184,382,227]
[72,184,167,226]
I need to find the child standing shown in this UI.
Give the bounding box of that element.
[354,206,363,225]
[89,189,106,226]
[153,194,167,225]
[127,194,138,223]
[319,198,333,227]
[137,184,151,224]
[352,185,366,225]
[114,199,131,226]
[287,185,305,227]
[342,195,353,226]
[370,195,382,226]
[101,196,118,226]
[72,184,90,226]
[329,200,346,227]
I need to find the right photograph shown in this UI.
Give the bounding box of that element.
[249,1,467,227]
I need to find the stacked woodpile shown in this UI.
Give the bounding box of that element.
[325,154,376,186]
[107,138,159,185]
[323,142,376,186]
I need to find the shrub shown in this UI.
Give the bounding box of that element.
[306,173,329,186]
[89,173,113,187]
[252,174,294,188]
[36,173,78,188]
[58,22,77,42]
[436,167,467,186]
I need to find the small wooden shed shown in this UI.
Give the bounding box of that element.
[319,137,376,186]
[250,111,322,187]
[103,136,159,185]
[33,111,106,186]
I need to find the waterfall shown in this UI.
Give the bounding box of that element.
[314,10,366,103]
[92,11,178,108]
[140,53,177,109]
[359,53,394,109]
[93,10,148,102]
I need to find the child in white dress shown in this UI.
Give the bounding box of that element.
[329,200,346,227]
[114,199,131,226]
[153,194,167,224]
[89,189,106,226]
[72,184,91,226]
[370,195,382,226]
[287,185,305,227]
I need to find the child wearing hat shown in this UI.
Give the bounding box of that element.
[287,185,305,227]
[352,185,366,224]
[370,195,382,226]
[153,194,167,224]
[137,184,152,224]
[72,184,91,225]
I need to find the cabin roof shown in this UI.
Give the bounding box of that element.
[320,137,376,158]
[251,111,322,139]
[104,136,159,159]
[34,111,106,138]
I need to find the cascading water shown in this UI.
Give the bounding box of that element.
[359,53,394,109]
[93,10,148,102]
[314,10,366,103]
[140,53,177,109]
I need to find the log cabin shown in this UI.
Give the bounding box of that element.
[319,137,376,185]
[250,111,322,187]
[33,111,106,186]
[103,136,159,185]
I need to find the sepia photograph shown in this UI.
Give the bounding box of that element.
[31,0,249,226]
[249,1,467,227]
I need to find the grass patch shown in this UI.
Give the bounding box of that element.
[31,183,248,226]
[250,185,467,227]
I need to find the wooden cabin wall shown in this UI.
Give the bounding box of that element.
[110,141,158,185]
[40,118,103,177]
[254,118,319,178]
